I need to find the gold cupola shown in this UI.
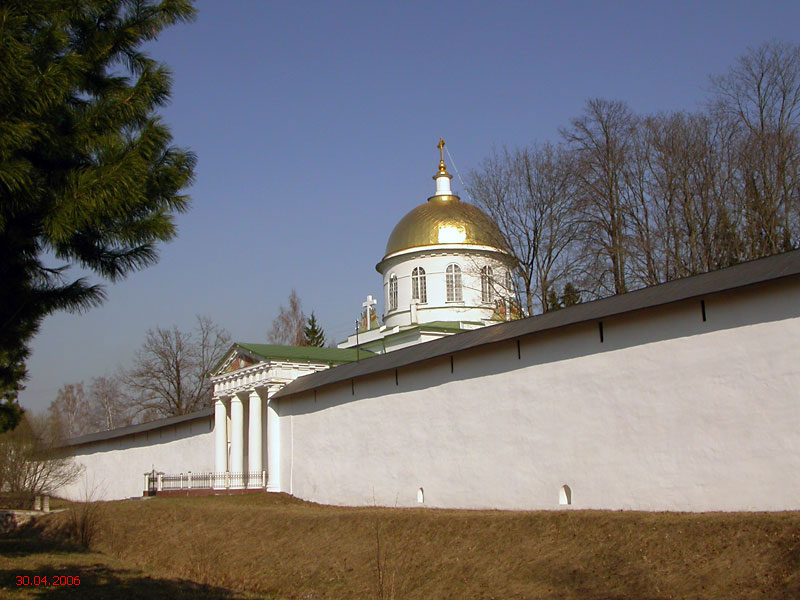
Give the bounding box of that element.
[380,139,507,261]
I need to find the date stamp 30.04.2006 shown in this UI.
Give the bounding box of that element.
[16,575,80,587]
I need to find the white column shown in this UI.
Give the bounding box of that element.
[230,393,244,474]
[248,389,263,485]
[267,394,281,492]
[214,398,229,475]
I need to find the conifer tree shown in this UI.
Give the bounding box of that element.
[0,0,197,431]
[545,288,562,312]
[303,312,326,347]
[561,283,581,307]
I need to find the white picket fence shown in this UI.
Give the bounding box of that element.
[144,470,267,493]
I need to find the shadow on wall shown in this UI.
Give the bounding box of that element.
[286,279,800,418]
[68,417,213,456]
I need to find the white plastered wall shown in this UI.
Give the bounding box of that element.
[380,247,512,327]
[278,277,800,511]
[60,416,215,501]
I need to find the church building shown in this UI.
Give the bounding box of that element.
[337,140,516,353]
[60,144,800,512]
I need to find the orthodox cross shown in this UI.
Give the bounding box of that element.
[437,138,445,163]
[362,295,377,327]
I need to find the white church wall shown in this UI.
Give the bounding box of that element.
[60,415,215,501]
[381,248,510,327]
[278,277,800,511]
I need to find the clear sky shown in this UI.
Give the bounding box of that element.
[19,0,800,413]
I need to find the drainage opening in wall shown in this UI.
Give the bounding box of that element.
[417,487,424,503]
[559,484,572,506]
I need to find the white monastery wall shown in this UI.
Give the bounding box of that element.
[278,277,800,511]
[61,415,215,501]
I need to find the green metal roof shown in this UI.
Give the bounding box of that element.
[235,343,373,365]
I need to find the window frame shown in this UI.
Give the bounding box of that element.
[388,274,398,311]
[446,263,463,303]
[411,266,427,304]
[481,265,493,304]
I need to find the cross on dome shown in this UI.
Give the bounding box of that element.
[433,137,453,195]
[359,295,378,332]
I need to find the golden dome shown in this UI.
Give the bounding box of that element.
[383,194,507,258]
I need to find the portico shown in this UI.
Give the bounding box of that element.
[209,343,370,490]
[213,387,276,490]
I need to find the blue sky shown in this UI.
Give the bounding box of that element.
[20,0,800,413]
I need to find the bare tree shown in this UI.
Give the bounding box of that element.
[562,98,637,296]
[122,315,231,418]
[711,42,800,257]
[642,111,742,281]
[467,143,582,315]
[45,377,132,438]
[47,383,90,440]
[86,376,131,432]
[463,45,800,311]
[0,416,83,502]
[267,289,307,345]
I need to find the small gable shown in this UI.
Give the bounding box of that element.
[224,355,256,373]
[212,345,263,377]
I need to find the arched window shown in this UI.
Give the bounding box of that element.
[559,484,572,506]
[505,271,514,297]
[481,266,493,303]
[412,267,427,303]
[389,274,398,311]
[446,264,462,302]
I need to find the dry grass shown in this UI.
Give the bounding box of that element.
[3,493,800,599]
[0,534,266,599]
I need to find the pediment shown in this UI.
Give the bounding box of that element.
[225,354,257,373]
[212,346,263,377]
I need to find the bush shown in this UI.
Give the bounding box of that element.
[67,500,101,549]
[0,416,83,499]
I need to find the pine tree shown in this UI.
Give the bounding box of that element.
[303,312,326,347]
[561,283,581,307]
[545,288,562,312]
[0,0,197,431]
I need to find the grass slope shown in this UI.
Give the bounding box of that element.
[0,537,263,599]
[2,493,800,599]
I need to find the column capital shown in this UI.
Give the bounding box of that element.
[266,383,287,397]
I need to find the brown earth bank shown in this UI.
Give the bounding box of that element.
[2,493,800,599]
